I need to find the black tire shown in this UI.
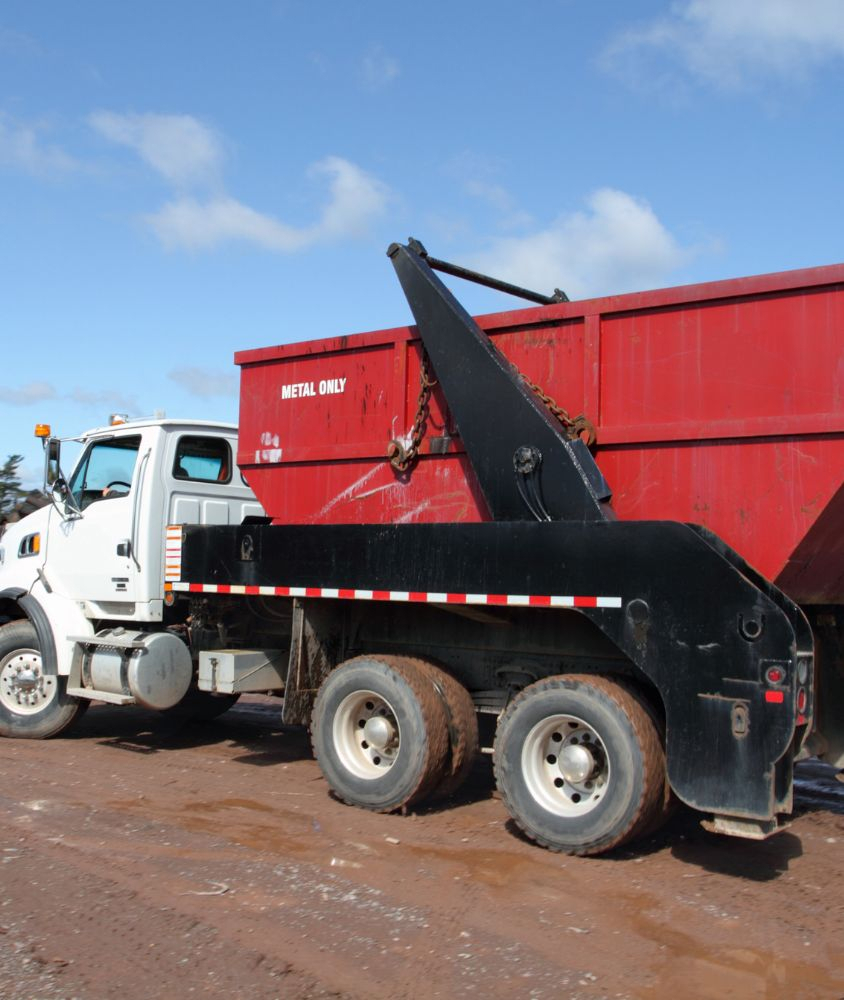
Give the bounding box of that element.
[612,677,676,840]
[311,654,450,813]
[493,674,666,856]
[0,620,84,739]
[406,658,479,800]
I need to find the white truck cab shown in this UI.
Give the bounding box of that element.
[0,418,263,737]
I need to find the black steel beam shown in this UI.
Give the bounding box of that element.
[180,518,811,822]
[406,238,569,304]
[387,240,612,523]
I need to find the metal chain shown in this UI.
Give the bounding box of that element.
[387,355,437,472]
[387,355,596,472]
[516,368,597,447]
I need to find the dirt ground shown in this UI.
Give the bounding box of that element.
[0,696,842,1000]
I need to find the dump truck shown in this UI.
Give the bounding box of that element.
[0,239,840,857]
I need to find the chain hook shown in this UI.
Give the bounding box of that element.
[387,354,437,472]
[515,367,597,447]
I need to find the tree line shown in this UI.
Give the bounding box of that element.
[0,454,28,516]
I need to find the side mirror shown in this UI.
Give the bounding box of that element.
[50,475,83,519]
[44,438,61,488]
[40,435,81,519]
[51,476,69,502]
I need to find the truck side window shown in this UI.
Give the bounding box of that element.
[173,436,232,484]
[68,436,142,511]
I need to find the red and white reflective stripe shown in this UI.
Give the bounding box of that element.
[169,581,622,609]
[164,525,183,583]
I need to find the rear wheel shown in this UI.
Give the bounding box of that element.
[0,620,84,739]
[494,674,666,856]
[407,658,479,800]
[311,655,449,813]
[613,678,675,839]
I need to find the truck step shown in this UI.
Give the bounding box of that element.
[66,687,135,706]
[69,633,146,650]
[700,814,792,840]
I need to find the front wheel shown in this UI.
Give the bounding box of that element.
[494,674,666,856]
[0,620,84,739]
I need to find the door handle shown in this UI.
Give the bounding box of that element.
[116,539,132,558]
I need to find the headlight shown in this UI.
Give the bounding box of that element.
[18,533,40,558]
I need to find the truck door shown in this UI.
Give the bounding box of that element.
[167,433,263,526]
[45,433,145,607]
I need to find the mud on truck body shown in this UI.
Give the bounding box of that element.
[1,240,841,857]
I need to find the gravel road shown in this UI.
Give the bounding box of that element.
[0,697,841,999]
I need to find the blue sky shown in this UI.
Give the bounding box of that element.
[3,0,844,487]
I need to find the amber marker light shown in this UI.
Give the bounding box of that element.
[34,423,51,438]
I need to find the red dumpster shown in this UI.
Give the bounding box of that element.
[236,262,844,606]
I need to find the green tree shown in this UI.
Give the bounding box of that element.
[0,454,27,516]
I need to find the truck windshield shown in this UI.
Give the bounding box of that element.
[69,436,142,510]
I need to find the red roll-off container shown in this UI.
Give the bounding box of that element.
[236,262,844,606]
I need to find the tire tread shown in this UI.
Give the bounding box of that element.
[311,654,450,813]
[494,673,666,856]
[0,620,83,740]
[400,657,479,800]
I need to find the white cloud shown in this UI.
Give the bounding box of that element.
[464,179,518,215]
[146,196,307,252]
[0,114,80,176]
[309,156,390,240]
[461,179,534,232]
[68,388,139,410]
[89,110,389,253]
[469,189,690,300]
[0,381,142,411]
[604,0,844,90]
[89,111,224,186]
[361,46,400,89]
[147,157,389,252]
[444,152,534,232]
[0,27,42,58]
[169,367,239,398]
[1,382,58,406]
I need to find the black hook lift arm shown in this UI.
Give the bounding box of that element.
[405,237,569,305]
[387,238,612,523]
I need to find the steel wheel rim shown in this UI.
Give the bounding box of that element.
[521,713,609,817]
[333,689,401,780]
[0,648,57,716]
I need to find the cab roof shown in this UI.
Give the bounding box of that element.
[79,418,239,439]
